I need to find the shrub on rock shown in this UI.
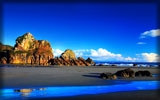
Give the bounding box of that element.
[100,73,117,80]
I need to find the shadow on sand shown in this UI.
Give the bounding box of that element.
[82,73,100,78]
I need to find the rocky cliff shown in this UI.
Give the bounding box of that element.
[0,33,53,65]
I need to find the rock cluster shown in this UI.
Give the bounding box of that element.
[49,49,93,66]
[100,68,152,80]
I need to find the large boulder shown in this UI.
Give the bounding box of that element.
[60,49,76,60]
[115,68,135,78]
[135,70,152,77]
[86,57,95,65]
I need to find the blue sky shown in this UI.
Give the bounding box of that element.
[2,3,159,62]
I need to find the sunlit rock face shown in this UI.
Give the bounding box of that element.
[49,49,91,66]
[14,33,35,51]
[8,33,53,65]
[60,49,76,61]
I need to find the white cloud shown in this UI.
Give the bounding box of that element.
[136,53,160,62]
[137,42,146,45]
[74,49,90,57]
[140,29,160,38]
[52,49,64,57]
[90,48,123,60]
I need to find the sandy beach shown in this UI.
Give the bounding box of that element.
[1,65,160,88]
[0,65,160,100]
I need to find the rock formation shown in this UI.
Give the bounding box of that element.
[0,33,94,66]
[49,49,91,66]
[0,33,53,65]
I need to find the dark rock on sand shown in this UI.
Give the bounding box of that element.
[135,70,152,77]
[133,64,138,67]
[115,68,135,78]
[100,73,117,80]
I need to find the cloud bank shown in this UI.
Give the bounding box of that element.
[140,29,160,38]
[136,53,160,62]
[53,48,159,62]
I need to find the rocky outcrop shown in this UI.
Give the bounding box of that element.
[0,33,53,65]
[115,68,135,78]
[49,49,91,66]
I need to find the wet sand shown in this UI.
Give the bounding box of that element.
[37,90,160,100]
[0,65,160,100]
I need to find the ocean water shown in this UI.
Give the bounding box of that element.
[0,81,159,100]
[95,61,160,67]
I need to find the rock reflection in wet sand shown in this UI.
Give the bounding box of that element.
[14,88,46,96]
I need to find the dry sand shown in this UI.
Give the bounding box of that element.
[0,65,160,100]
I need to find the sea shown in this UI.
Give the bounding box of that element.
[95,61,160,67]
